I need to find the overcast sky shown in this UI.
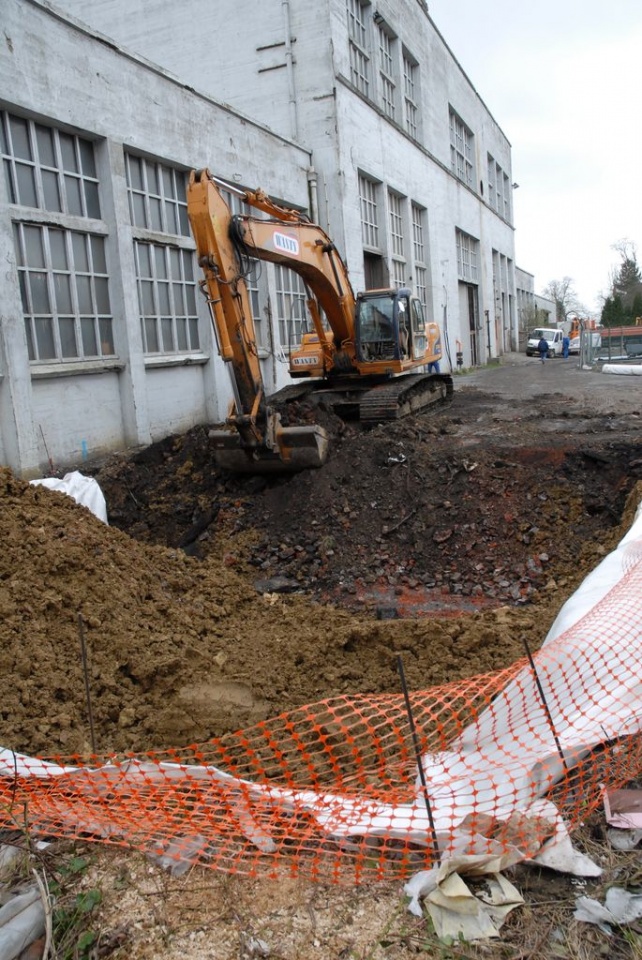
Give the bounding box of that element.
[428,0,642,315]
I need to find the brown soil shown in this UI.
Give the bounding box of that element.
[2,354,642,958]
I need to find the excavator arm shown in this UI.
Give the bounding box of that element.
[186,168,328,472]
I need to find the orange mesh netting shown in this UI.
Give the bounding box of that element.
[1,542,641,884]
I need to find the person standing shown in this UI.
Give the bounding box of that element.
[562,334,570,359]
[537,336,549,363]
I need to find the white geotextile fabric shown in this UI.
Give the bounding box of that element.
[30,470,108,523]
[1,498,641,880]
[601,364,642,376]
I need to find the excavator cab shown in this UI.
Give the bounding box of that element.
[356,288,426,364]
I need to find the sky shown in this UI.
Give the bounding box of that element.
[427,0,642,315]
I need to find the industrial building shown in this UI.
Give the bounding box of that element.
[1,0,519,476]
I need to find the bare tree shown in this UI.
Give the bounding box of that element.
[541,277,585,323]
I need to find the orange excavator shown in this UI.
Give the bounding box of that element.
[186,169,452,472]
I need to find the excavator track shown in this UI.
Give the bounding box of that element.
[357,373,454,422]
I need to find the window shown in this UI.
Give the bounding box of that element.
[135,242,199,354]
[403,53,418,139]
[126,153,200,356]
[487,153,512,221]
[378,25,396,120]
[1,112,101,218]
[14,222,114,362]
[347,0,370,96]
[487,154,496,207]
[388,191,406,288]
[4,114,112,364]
[411,203,427,311]
[125,155,189,237]
[388,191,404,258]
[275,265,309,347]
[456,228,479,283]
[503,173,511,220]
[391,259,406,288]
[449,109,474,188]
[359,174,379,249]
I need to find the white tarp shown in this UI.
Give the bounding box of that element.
[601,364,642,376]
[29,471,108,523]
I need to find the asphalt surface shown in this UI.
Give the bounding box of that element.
[457,351,641,414]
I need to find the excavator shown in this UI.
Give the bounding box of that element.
[186,168,452,473]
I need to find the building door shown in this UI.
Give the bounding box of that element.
[364,252,387,290]
[467,284,480,366]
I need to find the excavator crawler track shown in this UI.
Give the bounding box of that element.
[357,373,454,422]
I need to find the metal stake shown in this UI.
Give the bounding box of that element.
[78,614,97,755]
[396,655,441,863]
[523,638,568,772]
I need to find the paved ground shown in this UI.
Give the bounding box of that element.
[460,351,641,413]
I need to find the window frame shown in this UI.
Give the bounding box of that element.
[125,153,190,238]
[347,0,371,97]
[359,173,380,251]
[449,109,475,189]
[1,111,101,219]
[402,51,419,140]
[377,23,397,120]
[13,221,114,363]
[456,228,479,284]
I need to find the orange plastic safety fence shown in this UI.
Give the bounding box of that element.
[1,550,641,884]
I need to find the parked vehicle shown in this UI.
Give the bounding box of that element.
[525,328,564,358]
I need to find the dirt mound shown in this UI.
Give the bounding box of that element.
[0,467,536,759]
[2,371,640,760]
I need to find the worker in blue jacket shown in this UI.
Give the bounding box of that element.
[537,336,549,363]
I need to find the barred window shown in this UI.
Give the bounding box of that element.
[456,228,479,283]
[449,109,474,188]
[347,0,370,96]
[275,265,308,346]
[135,241,199,354]
[390,259,406,289]
[411,203,425,262]
[14,222,113,362]
[1,112,100,218]
[503,173,511,220]
[415,265,427,311]
[403,54,418,139]
[411,204,427,311]
[388,191,404,258]
[126,155,189,236]
[359,174,379,249]
[378,26,396,120]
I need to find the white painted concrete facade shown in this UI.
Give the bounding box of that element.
[1,0,314,476]
[2,0,519,477]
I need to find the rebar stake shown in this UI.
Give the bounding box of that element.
[523,638,568,772]
[78,613,97,755]
[396,655,441,864]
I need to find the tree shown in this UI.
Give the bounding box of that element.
[541,277,584,324]
[601,241,642,326]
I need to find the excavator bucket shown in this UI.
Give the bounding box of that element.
[209,424,329,474]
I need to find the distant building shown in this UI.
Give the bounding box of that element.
[515,268,555,345]
[2,0,519,476]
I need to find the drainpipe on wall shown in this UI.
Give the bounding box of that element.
[282,0,299,141]
[307,167,319,223]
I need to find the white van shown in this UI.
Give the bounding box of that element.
[525,328,564,358]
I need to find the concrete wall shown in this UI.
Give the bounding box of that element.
[0,0,313,476]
